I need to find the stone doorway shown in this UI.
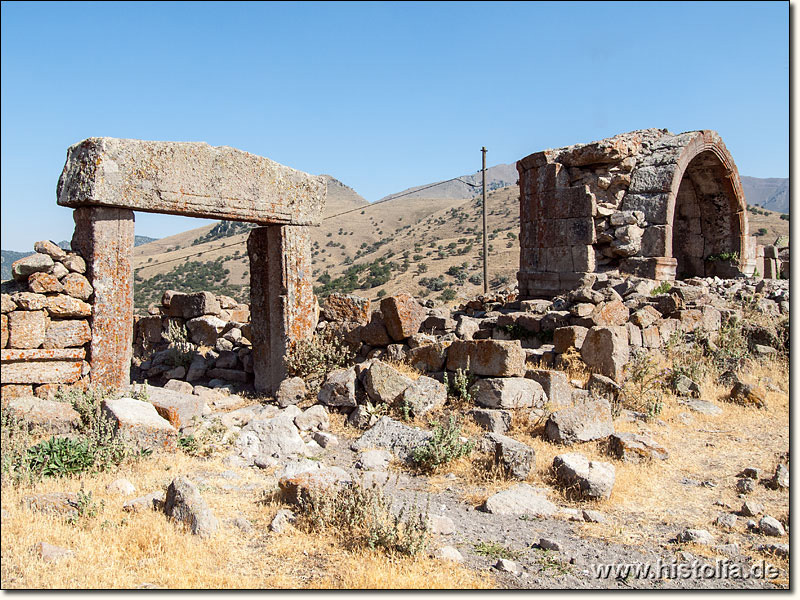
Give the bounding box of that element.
[57,138,326,394]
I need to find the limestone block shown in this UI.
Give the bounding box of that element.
[1,349,85,384]
[317,368,357,408]
[380,294,426,341]
[580,326,629,382]
[60,273,93,301]
[146,387,205,429]
[589,301,630,327]
[10,292,47,311]
[608,432,668,463]
[4,396,80,434]
[364,360,413,403]
[169,292,221,319]
[553,452,615,500]
[11,253,53,281]
[102,397,178,452]
[61,254,86,273]
[27,272,64,294]
[43,320,91,349]
[57,137,326,225]
[7,310,46,348]
[405,341,448,372]
[186,315,226,346]
[470,377,546,409]
[34,240,67,260]
[525,369,572,407]
[545,396,614,444]
[1,294,16,313]
[44,295,91,318]
[321,293,371,325]
[446,340,526,377]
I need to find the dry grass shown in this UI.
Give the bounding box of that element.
[0,450,491,589]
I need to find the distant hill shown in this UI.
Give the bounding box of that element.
[740,176,789,214]
[379,163,518,202]
[1,250,33,281]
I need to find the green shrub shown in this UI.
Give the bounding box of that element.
[296,478,430,556]
[650,281,673,296]
[25,436,95,478]
[473,541,522,560]
[285,329,356,382]
[410,417,474,473]
[621,350,669,420]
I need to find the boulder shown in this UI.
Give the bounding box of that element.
[488,433,536,480]
[759,516,786,537]
[236,414,307,464]
[545,397,614,444]
[146,387,205,430]
[581,326,629,382]
[469,409,512,434]
[470,377,546,409]
[380,294,426,341]
[552,452,615,500]
[608,432,669,463]
[294,404,329,432]
[482,483,557,517]
[27,272,64,294]
[186,315,227,346]
[169,292,221,319]
[163,477,219,537]
[728,381,767,409]
[33,240,67,261]
[355,449,393,471]
[525,369,572,407]
[102,397,178,451]
[350,416,432,461]
[400,375,447,416]
[446,340,526,377]
[317,367,357,408]
[363,361,412,404]
[321,293,371,325]
[553,326,589,353]
[60,273,93,301]
[360,313,391,346]
[12,253,53,281]
[677,529,713,545]
[3,396,80,434]
[276,377,307,407]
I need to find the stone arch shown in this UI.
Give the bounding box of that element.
[516,128,755,299]
[663,133,749,278]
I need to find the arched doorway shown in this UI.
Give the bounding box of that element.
[672,150,744,278]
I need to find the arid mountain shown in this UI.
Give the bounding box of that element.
[740,176,789,214]
[379,163,518,202]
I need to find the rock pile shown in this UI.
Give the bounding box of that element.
[1,241,94,399]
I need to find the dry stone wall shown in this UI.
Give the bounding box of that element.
[1,242,94,399]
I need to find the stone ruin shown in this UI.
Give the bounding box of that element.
[516,129,768,298]
[1,138,326,397]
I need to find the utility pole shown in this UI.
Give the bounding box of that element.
[481,146,488,294]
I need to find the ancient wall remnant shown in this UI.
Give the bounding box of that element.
[517,129,756,298]
[53,137,326,394]
[1,242,93,399]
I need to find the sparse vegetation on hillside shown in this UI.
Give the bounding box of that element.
[134,258,247,310]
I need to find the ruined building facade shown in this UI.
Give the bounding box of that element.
[516,129,757,298]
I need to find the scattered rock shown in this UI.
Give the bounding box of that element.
[312,431,338,448]
[470,377,545,409]
[446,339,526,377]
[270,509,297,533]
[433,546,464,563]
[552,453,615,500]
[276,377,307,408]
[538,538,562,552]
[728,381,767,409]
[294,404,329,432]
[22,492,79,519]
[679,399,723,416]
[381,294,426,341]
[759,516,786,537]
[673,374,700,398]
[102,397,178,452]
[736,478,755,494]
[3,396,80,434]
[355,449,393,471]
[769,464,789,490]
[488,433,536,480]
[758,543,789,559]
[106,478,136,496]
[580,325,629,382]
[740,501,764,517]
[427,514,456,535]
[279,466,351,504]
[714,514,738,529]
[482,483,558,517]
[545,397,614,445]
[363,361,412,404]
[318,368,357,408]
[123,491,164,513]
[494,558,520,574]
[582,509,607,523]
[163,477,219,537]
[35,541,74,563]
[677,528,713,545]
[350,416,432,461]
[608,432,669,463]
[469,408,512,434]
[400,375,447,416]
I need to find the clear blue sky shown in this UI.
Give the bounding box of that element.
[1,1,789,251]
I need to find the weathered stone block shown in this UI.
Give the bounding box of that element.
[470,377,546,409]
[550,186,596,219]
[580,326,629,382]
[525,369,572,407]
[102,397,178,452]
[553,326,588,353]
[57,137,326,225]
[186,315,226,346]
[60,273,93,301]
[545,396,614,444]
[43,295,91,318]
[446,340,526,377]
[11,253,53,281]
[321,293,371,325]
[146,387,205,430]
[406,341,448,372]
[380,294,426,341]
[1,314,7,348]
[7,310,46,349]
[10,292,47,311]
[43,320,91,349]
[4,396,80,433]
[27,272,64,294]
[170,292,221,319]
[553,452,615,500]
[34,240,67,261]
[608,432,669,463]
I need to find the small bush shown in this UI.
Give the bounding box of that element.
[285,329,356,382]
[650,281,673,296]
[473,541,522,560]
[443,367,474,405]
[621,350,669,420]
[296,478,430,556]
[164,321,196,368]
[410,417,474,473]
[25,436,95,478]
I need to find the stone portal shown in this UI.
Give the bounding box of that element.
[516,129,753,299]
[57,137,326,393]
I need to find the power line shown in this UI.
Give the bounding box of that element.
[136,175,488,271]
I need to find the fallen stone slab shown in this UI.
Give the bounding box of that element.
[144,387,205,430]
[276,376,307,408]
[22,492,80,519]
[580,325,629,382]
[678,398,723,416]
[525,369,572,407]
[350,416,432,461]
[102,397,178,452]
[552,452,615,500]
[123,491,165,513]
[236,414,307,464]
[3,396,80,434]
[317,367,357,408]
[279,466,352,504]
[35,541,74,563]
[400,375,447,416]
[469,408,512,434]
[433,546,464,562]
[163,477,219,537]
[545,397,614,445]
[676,528,713,545]
[380,294,426,341]
[482,483,558,517]
[488,433,536,480]
[363,360,412,404]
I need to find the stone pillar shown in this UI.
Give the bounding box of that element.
[248,225,317,395]
[71,207,135,389]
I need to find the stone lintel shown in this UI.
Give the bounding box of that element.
[72,206,134,389]
[1,359,84,384]
[57,138,326,226]
[248,225,317,394]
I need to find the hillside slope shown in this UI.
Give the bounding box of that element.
[741,176,789,213]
